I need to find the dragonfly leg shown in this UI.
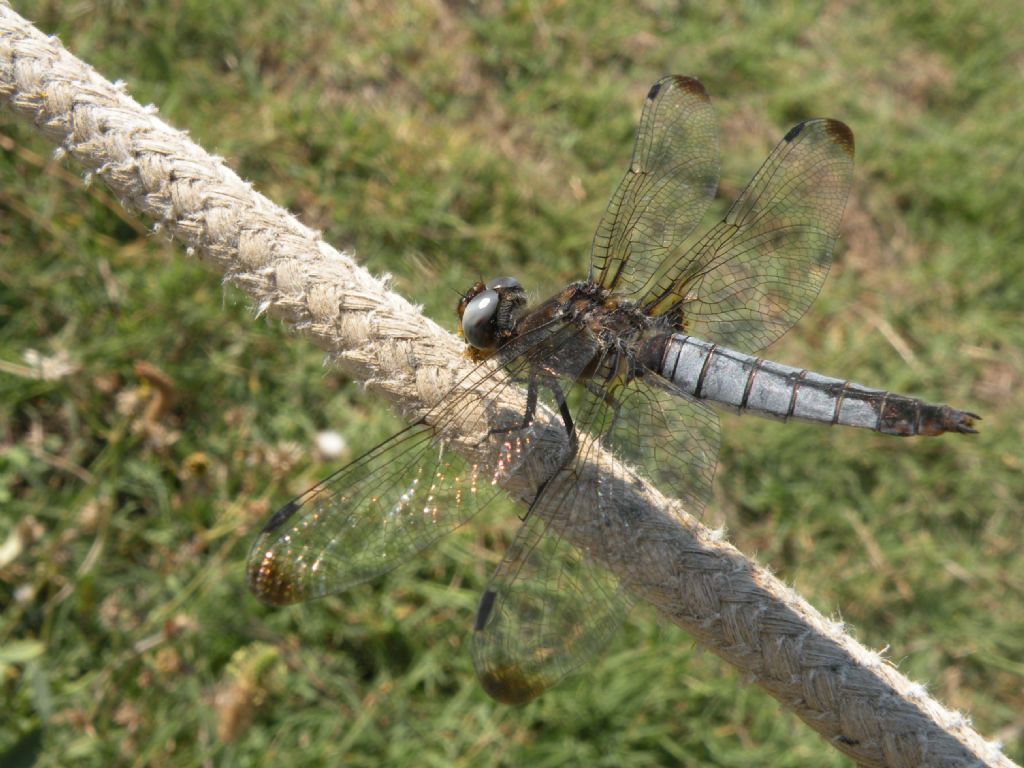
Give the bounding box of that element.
[544,376,577,457]
[482,373,540,448]
[515,376,578,522]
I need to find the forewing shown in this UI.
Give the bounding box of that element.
[247,317,587,606]
[645,119,855,353]
[470,359,721,704]
[247,423,497,605]
[590,75,720,298]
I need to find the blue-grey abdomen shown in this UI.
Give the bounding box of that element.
[647,334,977,436]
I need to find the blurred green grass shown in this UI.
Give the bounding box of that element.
[2,1,1022,765]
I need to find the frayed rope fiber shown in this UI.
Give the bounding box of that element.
[0,5,1012,766]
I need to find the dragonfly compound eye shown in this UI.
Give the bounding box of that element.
[462,288,501,349]
[486,276,521,292]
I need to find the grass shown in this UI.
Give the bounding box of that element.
[2,1,1022,765]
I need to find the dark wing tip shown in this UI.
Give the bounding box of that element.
[477,665,547,706]
[648,75,708,103]
[823,118,855,156]
[246,547,307,606]
[781,119,855,158]
[671,75,708,97]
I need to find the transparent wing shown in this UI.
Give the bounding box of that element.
[590,75,720,298]
[248,423,496,605]
[597,372,719,519]
[470,357,720,704]
[246,317,591,607]
[644,118,855,353]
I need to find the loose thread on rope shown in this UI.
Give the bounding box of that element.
[0,5,1011,767]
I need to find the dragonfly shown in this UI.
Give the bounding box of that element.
[247,76,978,705]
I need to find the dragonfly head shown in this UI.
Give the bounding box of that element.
[457,276,526,355]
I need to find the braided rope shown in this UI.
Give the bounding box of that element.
[0,5,1011,766]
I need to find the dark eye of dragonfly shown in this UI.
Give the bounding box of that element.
[485,276,521,292]
[462,288,501,349]
[458,276,523,351]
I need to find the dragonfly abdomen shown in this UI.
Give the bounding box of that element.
[649,334,977,436]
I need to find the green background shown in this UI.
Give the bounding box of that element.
[2,1,1022,765]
